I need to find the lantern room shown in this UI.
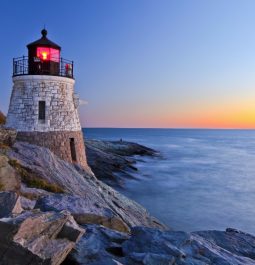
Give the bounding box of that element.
[27,29,61,75]
[13,29,74,78]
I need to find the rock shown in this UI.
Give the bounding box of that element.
[64,224,129,265]
[0,154,20,191]
[20,196,36,210]
[0,191,23,217]
[20,183,53,200]
[125,253,175,265]
[0,210,85,265]
[86,139,157,157]
[59,214,85,243]
[195,229,255,261]
[8,142,166,231]
[64,225,255,265]
[121,226,255,265]
[35,194,130,233]
[85,139,157,187]
[0,127,17,147]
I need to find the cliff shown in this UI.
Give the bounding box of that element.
[1,127,255,264]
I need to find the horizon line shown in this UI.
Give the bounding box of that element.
[82,127,255,130]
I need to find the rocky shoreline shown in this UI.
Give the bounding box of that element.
[1,128,255,264]
[85,139,158,187]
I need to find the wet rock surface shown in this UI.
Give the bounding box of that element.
[85,139,157,187]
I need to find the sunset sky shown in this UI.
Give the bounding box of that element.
[1,0,255,128]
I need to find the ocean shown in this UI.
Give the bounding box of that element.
[83,128,255,234]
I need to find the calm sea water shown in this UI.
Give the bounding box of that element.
[83,128,255,233]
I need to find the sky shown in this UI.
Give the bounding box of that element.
[1,0,255,129]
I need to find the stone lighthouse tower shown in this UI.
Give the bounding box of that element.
[6,29,87,169]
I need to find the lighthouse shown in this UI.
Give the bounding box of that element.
[6,29,88,169]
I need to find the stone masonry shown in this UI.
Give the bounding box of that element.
[6,75,80,132]
[6,75,88,169]
[17,131,88,169]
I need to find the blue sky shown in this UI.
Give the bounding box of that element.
[1,0,255,128]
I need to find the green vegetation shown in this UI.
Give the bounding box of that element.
[8,159,64,193]
[0,111,6,125]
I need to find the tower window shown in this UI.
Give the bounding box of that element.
[70,138,77,162]
[38,101,46,120]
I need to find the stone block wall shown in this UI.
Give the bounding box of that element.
[17,130,88,170]
[6,75,81,132]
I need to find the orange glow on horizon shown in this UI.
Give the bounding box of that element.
[81,101,255,129]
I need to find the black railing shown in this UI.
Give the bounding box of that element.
[13,56,74,79]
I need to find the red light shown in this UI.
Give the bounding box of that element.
[37,47,60,62]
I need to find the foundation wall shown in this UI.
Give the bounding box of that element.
[17,130,88,169]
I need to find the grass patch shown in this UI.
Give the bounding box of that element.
[8,159,64,193]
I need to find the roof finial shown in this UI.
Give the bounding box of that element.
[41,26,47,38]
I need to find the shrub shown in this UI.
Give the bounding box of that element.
[0,111,6,125]
[8,159,64,193]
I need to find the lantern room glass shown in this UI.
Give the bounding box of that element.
[36,47,60,62]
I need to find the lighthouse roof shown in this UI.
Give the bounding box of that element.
[27,29,61,50]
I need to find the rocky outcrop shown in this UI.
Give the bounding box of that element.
[3,139,255,264]
[85,139,157,186]
[0,210,85,265]
[0,127,17,147]
[35,194,130,233]
[65,224,129,265]
[86,140,156,157]
[65,225,255,265]
[0,154,20,191]
[8,141,166,230]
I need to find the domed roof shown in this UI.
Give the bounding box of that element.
[27,29,61,50]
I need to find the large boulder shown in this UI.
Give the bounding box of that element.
[0,210,85,265]
[35,194,130,233]
[0,191,23,217]
[0,127,17,147]
[8,142,166,231]
[64,224,129,265]
[0,155,20,191]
